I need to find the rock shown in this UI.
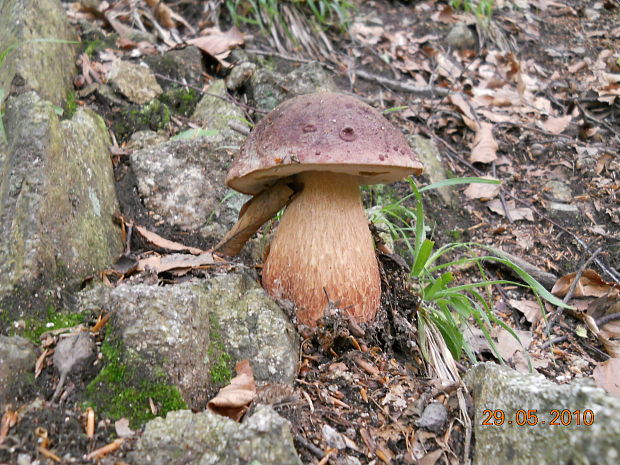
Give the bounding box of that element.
[408,135,455,207]
[0,0,78,106]
[79,272,299,413]
[0,335,37,405]
[416,402,448,433]
[248,62,337,112]
[226,61,257,91]
[144,46,205,90]
[465,362,620,465]
[131,405,302,465]
[445,22,477,50]
[322,424,346,450]
[129,137,249,241]
[191,79,247,146]
[0,92,123,321]
[126,130,169,151]
[107,60,163,104]
[543,180,573,203]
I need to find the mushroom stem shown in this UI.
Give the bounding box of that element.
[262,171,381,326]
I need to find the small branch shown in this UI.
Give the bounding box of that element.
[354,69,450,98]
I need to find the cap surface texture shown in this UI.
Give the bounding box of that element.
[226,92,423,194]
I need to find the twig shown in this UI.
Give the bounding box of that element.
[245,48,337,72]
[540,312,620,349]
[294,434,324,459]
[562,247,603,304]
[577,102,620,139]
[546,247,603,328]
[354,69,450,98]
[493,161,513,223]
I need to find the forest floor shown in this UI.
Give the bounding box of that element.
[2,0,619,464]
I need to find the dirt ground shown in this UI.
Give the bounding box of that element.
[2,0,619,464]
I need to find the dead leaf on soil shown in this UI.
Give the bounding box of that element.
[487,199,534,221]
[593,358,620,398]
[584,291,620,340]
[208,360,256,421]
[471,122,499,163]
[463,177,500,200]
[509,299,542,324]
[551,269,620,298]
[135,224,205,255]
[188,27,244,62]
[538,114,572,134]
[137,252,215,274]
[114,418,135,438]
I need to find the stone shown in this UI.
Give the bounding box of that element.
[226,61,257,91]
[129,137,250,241]
[465,362,620,465]
[416,402,448,433]
[0,92,123,321]
[543,180,573,203]
[131,405,302,465]
[0,0,78,106]
[191,79,247,146]
[107,60,163,104]
[0,335,37,405]
[144,46,205,89]
[445,23,477,50]
[79,272,299,411]
[248,62,337,112]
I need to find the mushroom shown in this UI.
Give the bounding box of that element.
[226,92,423,326]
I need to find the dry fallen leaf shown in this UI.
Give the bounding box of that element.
[137,252,215,274]
[538,114,572,135]
[509,299,542,324]
[207,360,256,422]
[593,358,620,398]
[551,269,620,298]
[471,122,499,164]
[188,27,244,59]
[487,199,534,221]
[134,224,205,255]
[463,177,500,200]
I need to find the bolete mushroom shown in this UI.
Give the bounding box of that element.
[226,92,423,326]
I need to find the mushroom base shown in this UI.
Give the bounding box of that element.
[262,171,381,326]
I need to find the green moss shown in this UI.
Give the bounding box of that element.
[19,306,87,343]
[207,315,233,385]
[87,328,187,429]
[82,39,106,57]
[112,100,171,141]
[159,87,200,116]
[64,90,77,119]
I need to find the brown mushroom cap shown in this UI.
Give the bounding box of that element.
[226,92,423,195]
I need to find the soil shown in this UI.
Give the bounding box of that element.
[2,0,618,464]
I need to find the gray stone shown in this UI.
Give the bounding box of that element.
[465,362,620,465]
[0,335,37,404]
[0,92,123,314]
[322,424,346,450]
[248,62,337,112]
[416,402,448,432]
[129,137,250,241]
[226,61,257,91]
[191,79,247,146]
[131,405,302,465]
[543,180,573,203]
[144,46,205,89]
[408,135,454,207]
[107,60,163,104]
[79,272,299,408]
[126,130,169,151]
[0,0,78,107]
[445,23,477,50]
